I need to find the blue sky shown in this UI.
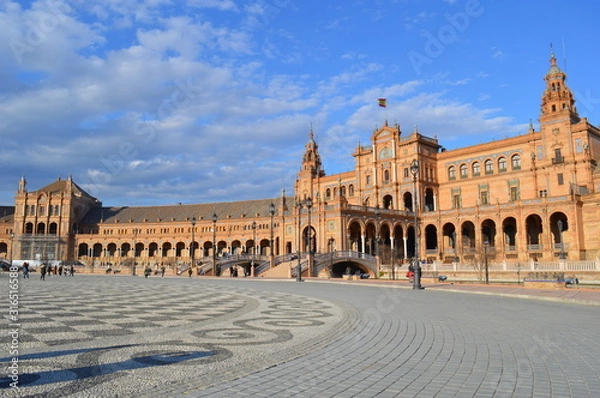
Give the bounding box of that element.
[1,0,599,206]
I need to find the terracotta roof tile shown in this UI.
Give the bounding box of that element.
[82,197,295,224]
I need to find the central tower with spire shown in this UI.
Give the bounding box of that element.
[296,127,325,201]
[539,47,579,125]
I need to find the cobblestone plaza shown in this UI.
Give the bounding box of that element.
[2,274,600,397]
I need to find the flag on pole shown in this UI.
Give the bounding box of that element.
[378,98,387,108]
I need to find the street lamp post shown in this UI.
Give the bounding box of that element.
[296,200,303,282]
[410,159,423,290]
[190,217,196,276]
[484,240,489,284]
[212,213,218,276]
[329,237,335,270]
[557,219,566,259]
[374,208,382,278]
[251,220,257,277]
[10,232,14,264]
[132,229,138,276]
[305,197,313,277]
[452,230,458,263]
[269,202,275,268]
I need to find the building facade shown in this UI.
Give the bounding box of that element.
[1,54,599,275]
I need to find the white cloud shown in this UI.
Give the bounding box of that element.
[0,1,543,206]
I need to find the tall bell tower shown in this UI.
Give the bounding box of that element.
[539,48,579,126]
[296,127,325,200]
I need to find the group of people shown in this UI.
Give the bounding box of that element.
[145,265,166,278]
[39,263,75,280]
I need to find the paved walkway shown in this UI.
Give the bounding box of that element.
[318,277,600,307]
[2,274,599,397]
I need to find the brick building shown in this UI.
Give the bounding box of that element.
[1,54,599,276]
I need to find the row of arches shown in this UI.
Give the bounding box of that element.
[77,237,280,261]
[448,153,522,180]
[370,188,437,212]
[23,222,59,235]
[345,211,570,262]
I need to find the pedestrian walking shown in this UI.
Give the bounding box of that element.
[23,262,30,278]
[188,267,193,278]
[161,266,166,277]
[407,263,415,282]
[40,263,47,281]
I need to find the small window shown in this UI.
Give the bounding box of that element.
[448,166,456,181]
[498,157,507,172]
[511,154,521,170]
[575,138,583,153]
[472,162,480,176]
[366,175,371,185]
[539,190,547,198]
[509,186,519,202]
[403,168,409,178]
[557,173,564,185]
[460,164,468,178]
[537,145,544,160]
[452,194,461,209]
[480,191,489,205]
[485,160,493,175]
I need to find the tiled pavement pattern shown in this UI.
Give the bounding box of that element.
[9,286,248,349]
[2,275,600,397]
[184,279,600,398]
[1,275,351,397]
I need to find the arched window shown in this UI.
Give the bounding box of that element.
[472,162,480,176]
[326,188,331,199]
[498,157,507,172]
[460,164,468,178]
[484,160,493,175]
[384,169,390,183]
[448,166,456,180]
[348,184,355,196]
[511,154,521,170]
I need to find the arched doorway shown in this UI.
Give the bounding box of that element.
[424,224,438,261]
[461,221,476,251]
[481,219,497,246]
[442,223,458,262]
[347,221,362,252]
[403,192,413,211]
[365,222,376,255]
[383,194,394,210]
[301,226,316,253]
[550,212,568,257]
[525,214,543,247]
[424,188,435,212]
